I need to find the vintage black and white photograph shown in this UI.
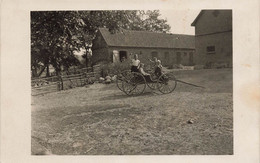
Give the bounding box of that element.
[31,10,233,155]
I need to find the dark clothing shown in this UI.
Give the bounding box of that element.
[144,75,153,82]
[155,66,162,77]
[131,66,139,72]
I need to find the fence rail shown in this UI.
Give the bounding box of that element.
[31,67,99,96]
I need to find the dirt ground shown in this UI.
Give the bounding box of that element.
[31,69,233,155]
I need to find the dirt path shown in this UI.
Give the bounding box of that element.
[32,69,233,155]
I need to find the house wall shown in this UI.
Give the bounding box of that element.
[194,31,232,67]
[194,10,232,67]
[195,10,232,35]
[91,48,110,64]
[105,47,195,67]
[91,31,111,64]
[92,30,108,50]
[91,29,195,66]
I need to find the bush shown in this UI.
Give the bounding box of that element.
[99,61,131,77]
[194,65,205,70]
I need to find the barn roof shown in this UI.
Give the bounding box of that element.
[191,10,232,26]
[98,28,195,49]
[191,10,204,26]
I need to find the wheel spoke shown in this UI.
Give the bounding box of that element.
[157,73,177,94]
[119,72,146,95]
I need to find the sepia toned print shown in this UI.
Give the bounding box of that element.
[31,10,233,155]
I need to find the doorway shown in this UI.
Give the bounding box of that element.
[119,51,127,62]
[189,52,194,65]
[176,52,181,64]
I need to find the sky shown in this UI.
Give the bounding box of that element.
[159,10,201,35]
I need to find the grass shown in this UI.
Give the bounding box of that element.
[31,68,233,155]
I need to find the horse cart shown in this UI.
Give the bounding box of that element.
[116,70,177,95]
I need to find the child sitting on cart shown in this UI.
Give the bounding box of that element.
[154,60,163,77]
[149,57,161,68]
[139,63,153,82]
[149,57,163,77]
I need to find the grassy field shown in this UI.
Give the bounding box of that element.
[31,68,233,155]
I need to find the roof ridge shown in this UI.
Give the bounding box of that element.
[99,27,194,36]
[97,28,195,49]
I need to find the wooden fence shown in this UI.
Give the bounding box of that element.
[60,72,95,90]
[31,76,61,96]
[31,66,99,96]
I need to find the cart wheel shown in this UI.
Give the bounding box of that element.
[147,74,157,90]
[145,70,158,90]
[157,73,177,94]
[147,82,157,90]
[122,72,146,96]
[116,70,131,91]
[116,77,124,91]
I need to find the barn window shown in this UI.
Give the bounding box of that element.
[176,52,181,64]
[183,52,187,57]
[164,52,169,60]
[151,51,158,58]
[206,46,216,54]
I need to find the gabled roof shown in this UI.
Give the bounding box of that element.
[191,10,205,26]
[98,28,195,49]
[191,10,232,26]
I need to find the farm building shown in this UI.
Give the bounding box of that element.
[91,28,195,67]
[191,10,232,67]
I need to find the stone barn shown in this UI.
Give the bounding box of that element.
[191,10,232,67]
[91,28,195,67]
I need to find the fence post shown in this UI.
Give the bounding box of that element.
[59,75,63,90]
[84,72,87,85]
[79,73,82,86]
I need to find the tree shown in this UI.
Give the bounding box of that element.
[31,11,83,76]
[119,10,171,32]
[31,10,171,77]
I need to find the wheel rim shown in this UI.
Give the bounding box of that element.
[116,70,131,91]
[147,74,157,90]
[122,72,146,95]
[116,77,124,91]
[147,82,157,90]
[145,71,157,90]
[157,73,177,94]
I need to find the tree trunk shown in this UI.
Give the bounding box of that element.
[85,56,88,67]
[46,64,50,77]
[54,65,61,76]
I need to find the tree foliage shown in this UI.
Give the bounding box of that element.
[31,10,171,77]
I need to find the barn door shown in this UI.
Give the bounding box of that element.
[176,52,181,64]
[112,50,120,63]
[189,52,194,65]
[119,51,127,62]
